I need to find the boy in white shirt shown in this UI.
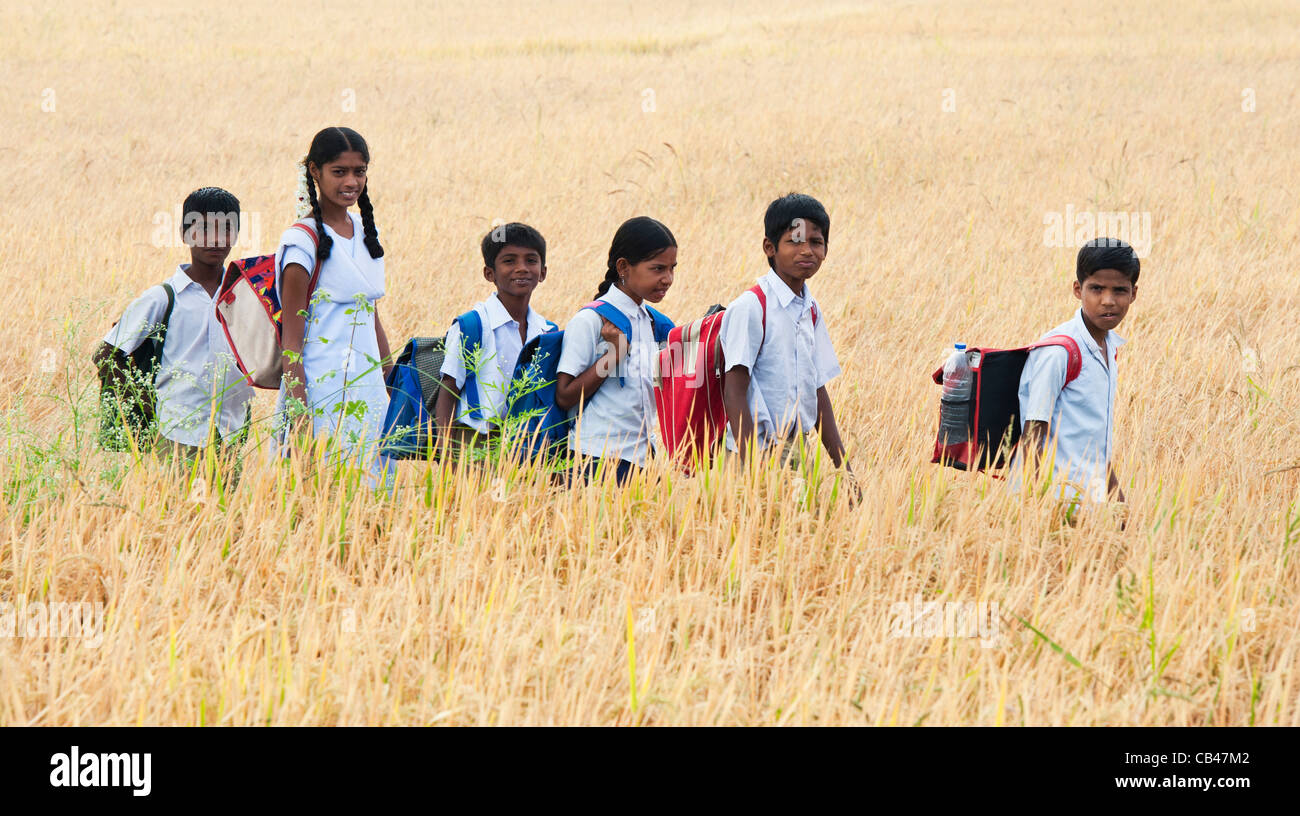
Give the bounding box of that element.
[95,187,254,461]
[720,193,853,479]
[1017,237,1139,503]
[435,222,556,456]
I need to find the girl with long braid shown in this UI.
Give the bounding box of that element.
[555,216,677,484]
[275,126,393,481]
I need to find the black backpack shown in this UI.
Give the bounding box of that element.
[930,336,1081,471]
[95,283,175,451]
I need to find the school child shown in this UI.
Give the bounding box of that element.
[276,126,393,480]
[1015,237,1139,503]
[555,216,677,484]
[434,222,556,454]
[719,193,852,475]
[95,186,254,460]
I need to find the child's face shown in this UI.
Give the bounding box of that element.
[764,221,826,287]
[618,246,677,304]
[1073,268,1137,334]
[484,244,546,298]
[311,150,368,210]
[184,215,237,268]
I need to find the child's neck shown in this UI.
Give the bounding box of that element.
[496,289,532,326]
[773,269,806,298]
[186,257,224,298]
[317,199,353,235]
[1080,312,1110,362]
[613,283,643,305]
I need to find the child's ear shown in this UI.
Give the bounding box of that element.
[483,265,495,284]
[539,265,548,283]
[1072,279,1082,300]
[762,237,776,261]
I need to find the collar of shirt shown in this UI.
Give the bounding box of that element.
[601,284,650,323]
[1070,307,1126,362]
[168,264,214,300]
[483,292,551,337]
[761,270,810,311]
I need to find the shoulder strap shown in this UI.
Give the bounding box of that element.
[582,300,633,340]
[644,305,674,343]
[455,309,487,421]
[748,284,769,348]
[1028,334,1083,386]
[544,319,560,333]
[581,300,632,387]
[291,220,324,298]
[150,282,175,376]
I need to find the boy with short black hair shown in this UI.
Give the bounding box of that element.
[95,186,254,459]
[435,222,556,452]
[1017,237,1139,502]
[720,193,853,476]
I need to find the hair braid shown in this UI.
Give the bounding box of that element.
[357,187,384,259]
[304,170,333,262]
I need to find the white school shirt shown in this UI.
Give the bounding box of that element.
[1012,308,1126,501]
[556,286,660,466]
[441,293,555,434]
[103,265,254,447]
[272,213,392,481]
[718,271,841,451]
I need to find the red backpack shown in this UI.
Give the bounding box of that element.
[654,284,818,471]
[215,221,322,389]
[930,336,1081,471]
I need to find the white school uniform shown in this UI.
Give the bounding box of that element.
[272,213,391,478]
[718,271,841,451]
[103,265,254,447]
[1012,308,1125,501]
[556,286,660,466]
[441,293,555,434]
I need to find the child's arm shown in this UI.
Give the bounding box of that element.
[722,366,756,460]
[1020,419,1051,484]
[374,308,393,380]
[434,375,460,451]
[1017,345,1069,488]
[814,385,849,470]
[555,317,626,410]
[1107,466,1125,503]
[279,261,312,434]
[719,294,763,461]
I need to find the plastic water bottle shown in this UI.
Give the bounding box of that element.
[939,343,972,446]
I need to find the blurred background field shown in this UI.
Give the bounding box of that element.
[0,0,1297,724]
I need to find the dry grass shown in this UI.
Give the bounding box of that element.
[1,0,1298,725]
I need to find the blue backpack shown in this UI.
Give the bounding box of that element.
[380,336,446,459]
[488,299,672,459]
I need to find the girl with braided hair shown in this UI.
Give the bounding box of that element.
[555,216,678,484]
[274,126,393,482]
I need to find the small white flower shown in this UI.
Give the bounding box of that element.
[294,160,312,219]
[1241,346,1259,374]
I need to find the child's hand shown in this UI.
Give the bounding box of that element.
[599,318,629,358]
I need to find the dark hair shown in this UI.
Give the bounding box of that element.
[304,126,383,261]
[763,193,830,269]
[481,222,547,268]
[1077,237,1140,285]
[181,186,240,238]
[596,216,677,298]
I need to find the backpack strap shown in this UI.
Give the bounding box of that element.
[582,300,634,387]
[644,305,675,343]
[146,282,176,384]
[747,283,817,352]
[290,220,324,301]
[1028,334,1083,386]
[455,309,487,421]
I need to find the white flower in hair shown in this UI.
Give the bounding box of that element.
[294,160,312,219]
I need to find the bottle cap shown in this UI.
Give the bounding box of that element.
[955,343,967,350]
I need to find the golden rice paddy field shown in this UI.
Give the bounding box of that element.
[1,0,1297,724]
